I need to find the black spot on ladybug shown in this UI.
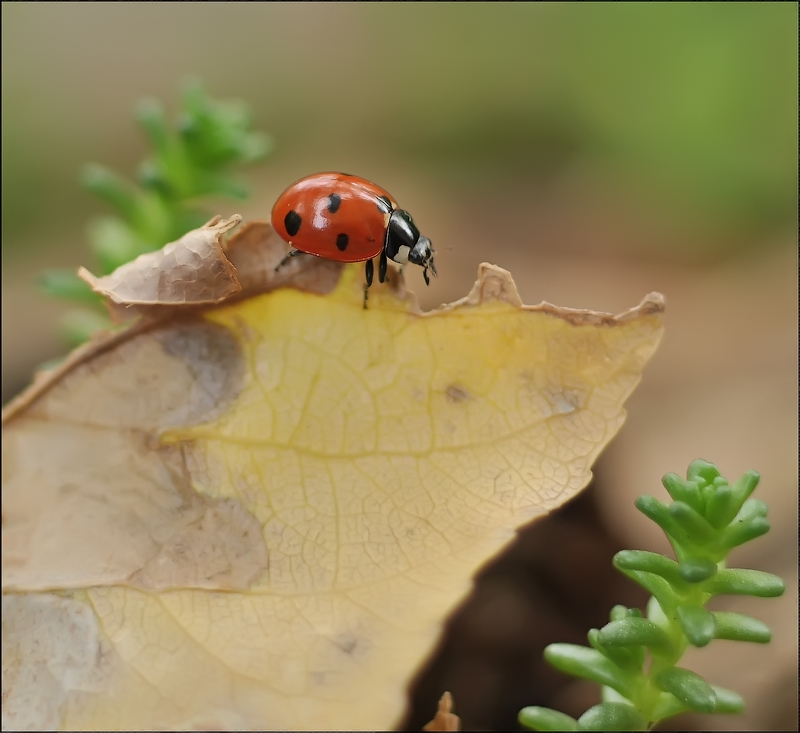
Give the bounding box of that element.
[327,193,342,213]
[376,195,393,214]
[285,210,302,236]
[338,172,354,177]
[336,233,349,251]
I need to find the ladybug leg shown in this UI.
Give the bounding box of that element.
[274,248,304,272]
[423,267,431,286]
[378,247,388,283]
[364,259,374,309]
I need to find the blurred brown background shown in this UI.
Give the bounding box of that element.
[2,4,797,730]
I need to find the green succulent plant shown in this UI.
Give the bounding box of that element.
[519,459,784,731]
[40,81,271,347]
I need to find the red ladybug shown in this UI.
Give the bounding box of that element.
[272,172,436,305]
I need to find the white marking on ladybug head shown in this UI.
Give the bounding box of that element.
[392,245,411,264]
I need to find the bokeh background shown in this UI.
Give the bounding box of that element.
[2,4,797,730]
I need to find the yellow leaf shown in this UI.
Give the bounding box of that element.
[1,221,664,731]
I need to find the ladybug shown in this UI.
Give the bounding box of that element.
[272,172,436,306]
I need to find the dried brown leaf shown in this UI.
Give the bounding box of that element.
[79,214,243,306]
[2,217,665,731]
[422,692,461,731]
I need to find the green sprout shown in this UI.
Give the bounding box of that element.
[40,81,272,346]
[519,459,785,731]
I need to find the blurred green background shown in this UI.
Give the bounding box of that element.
[2,4,797,731]
[2,4,797,396]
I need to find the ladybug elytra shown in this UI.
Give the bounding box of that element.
[272,172,436,306]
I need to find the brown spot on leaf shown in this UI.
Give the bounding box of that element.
[335,635,358,655]
[155,320,245,427]
[445,384,470,404]
[1,319,266,593]
[128,495,268,591]
[1,594,106,730]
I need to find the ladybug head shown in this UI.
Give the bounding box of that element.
[386,210,437,286]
